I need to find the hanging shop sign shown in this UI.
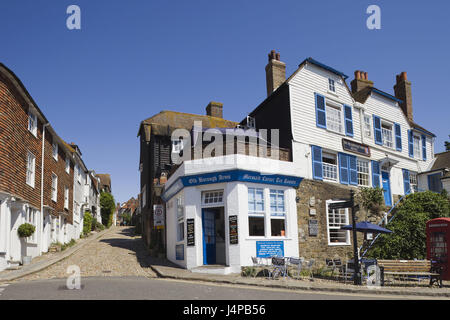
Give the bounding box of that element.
[229,215,238,245]
[153,204,165,229]
[187,219,195,246]
[342,139,371,157]
[161,169,303,201]
[256,241,284,258]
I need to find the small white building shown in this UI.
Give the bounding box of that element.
[162,155,302,274]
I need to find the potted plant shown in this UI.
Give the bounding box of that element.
[17,223,35,265]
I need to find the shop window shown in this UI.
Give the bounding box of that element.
[176,197,184,241]
[248,188,265,236]
[271,218,285,237]
[248,188,264,213]
[202,190,224,205]
[270,190,286,237]
[249,216,265,237]
[327,201,350,245]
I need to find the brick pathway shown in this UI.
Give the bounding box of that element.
[17,227,156,281]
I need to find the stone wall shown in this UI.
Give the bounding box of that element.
[296,179,367,268]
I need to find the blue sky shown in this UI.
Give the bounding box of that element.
[0,1,449,203]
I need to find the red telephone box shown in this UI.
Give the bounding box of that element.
[426,218,450,280]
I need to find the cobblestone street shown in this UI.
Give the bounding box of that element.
[17,227,156,281]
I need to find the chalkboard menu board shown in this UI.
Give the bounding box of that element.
[229,215,238,245]
[309,219,318,237]
[186,219,195,246]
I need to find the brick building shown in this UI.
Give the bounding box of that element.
[0,63,99,271]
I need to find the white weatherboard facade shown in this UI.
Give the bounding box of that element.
[287,61,435,201]
[163,155,301,274]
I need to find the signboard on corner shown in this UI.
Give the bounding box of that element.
[153,204,165,229]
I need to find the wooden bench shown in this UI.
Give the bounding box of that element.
[377,260,443,288]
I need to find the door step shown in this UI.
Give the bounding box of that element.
[191,265,240,275]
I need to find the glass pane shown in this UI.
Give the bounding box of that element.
[249,217,265,236]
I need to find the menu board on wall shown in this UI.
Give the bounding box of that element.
[309,219,318,237]
[229,215,238,245]
[186,219,195,246]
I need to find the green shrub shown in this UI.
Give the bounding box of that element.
[367,191,450,260]
[100,192,115,227]
[18,223,35,238]
[83,211,93,236]
[61,239,76,251]
[241,267,257,277]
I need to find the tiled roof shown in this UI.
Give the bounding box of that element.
[96,174,111,188]
[138,110,238,141]
[431,151,450,171]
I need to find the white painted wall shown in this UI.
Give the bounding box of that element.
[287,62,435,196]
[165,159,299,272]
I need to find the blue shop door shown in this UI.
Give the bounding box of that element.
[202,209,216,265]
[382,171,392,206]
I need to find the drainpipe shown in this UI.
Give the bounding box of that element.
[40,123,50,253]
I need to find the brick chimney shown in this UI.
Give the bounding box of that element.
[393,72,413,121]
[265,50,286,97]
[206,101,223,118]
[350,70,374,93]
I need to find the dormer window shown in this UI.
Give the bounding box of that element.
[172,139,183,153]
[328,78,336,92]
[247,116,256,129]
[52,141,58,161]
[28,110,37,137]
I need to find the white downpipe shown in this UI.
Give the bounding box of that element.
[40,123,50,253]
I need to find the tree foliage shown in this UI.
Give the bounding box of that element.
[100,192,115,227]
[83,211,93,235]
[367,191,450,260]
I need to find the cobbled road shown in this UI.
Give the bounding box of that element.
[17,226,157,281]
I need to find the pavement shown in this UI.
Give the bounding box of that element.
[0,228,113,282]
[1,226,449,299]
[147,257,450,298]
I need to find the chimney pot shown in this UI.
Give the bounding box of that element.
[400,71,407,81]
[351,70,373,93]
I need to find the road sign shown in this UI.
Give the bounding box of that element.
[153,204,164,228]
